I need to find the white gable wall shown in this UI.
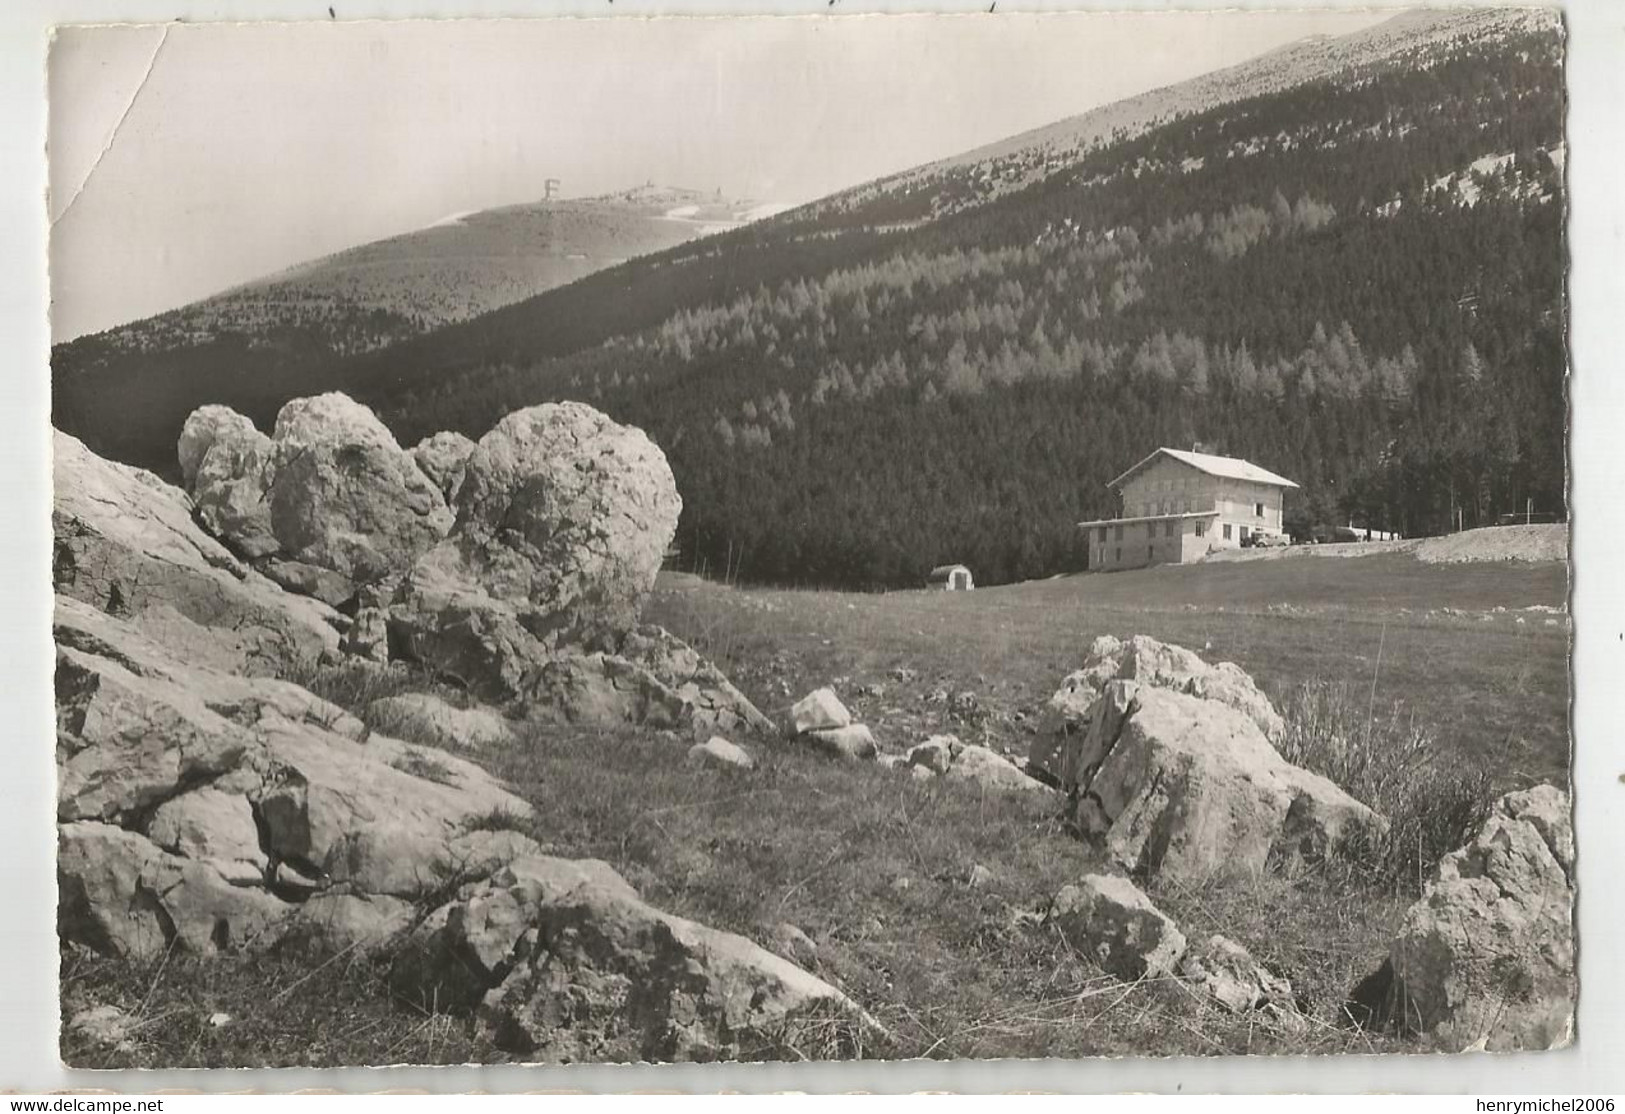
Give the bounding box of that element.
[1119,458,1287,554]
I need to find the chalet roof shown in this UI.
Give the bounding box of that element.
[1076,510,1220,529]
[1108,448,1299,490]
[928,564,970,578]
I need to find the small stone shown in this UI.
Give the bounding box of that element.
[69,1005,136,1052]
[804,723,877,760]
[275,860,326,895]
[944,744,1052,793]
[906,735,958,775]
[341,606,391,663]
[1049,873,1187,982]
[687,736,756,771]
[1179,934,1294,1013]
[790,687,852,734]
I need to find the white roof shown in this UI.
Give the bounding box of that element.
[1109,447,1299,490]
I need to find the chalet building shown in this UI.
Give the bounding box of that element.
[1078,448,1299,572]
[927,563,974,591]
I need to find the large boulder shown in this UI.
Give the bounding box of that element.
[178,406,278,559]
[53,429,340,673]
[1070,680,1385,883]
[267,393,453,586]
[1031,635,1285,784]
[390,854,881,1062]
[178,405,259,490]
[387,403,689,709]
[54,596,537,961]
[409,401,681,652]
[1351,785,1574,1051]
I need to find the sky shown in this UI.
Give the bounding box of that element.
[47,11,1390,341]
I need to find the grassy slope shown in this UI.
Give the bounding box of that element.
[61,553,1568,1066]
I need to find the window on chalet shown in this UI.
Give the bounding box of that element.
[1114,525,1124,541]
[1196,520,1208,537]
[1255,502,1265,517]
[1223,524,1233,540]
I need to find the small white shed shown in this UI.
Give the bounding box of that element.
[927,564,974,591]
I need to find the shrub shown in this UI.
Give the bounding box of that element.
[1276,679,1496,892]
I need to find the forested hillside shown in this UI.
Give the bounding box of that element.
[53,10,1566,590]
[51,185,774,446]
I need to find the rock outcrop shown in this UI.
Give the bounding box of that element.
[53,430,340,674]
[1026,638,1382,883]
[177,395,456,598]
[169,396,765,740]
[55,596,537,960]
[390,854,880,1062]
[1030,634,1285,784]
[55,427,853,1062]
[1071,682,1384,882]
[381,404,754,739]
[1351,785,1574,1051]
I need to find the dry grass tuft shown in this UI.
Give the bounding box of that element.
[1276,678,1497,891]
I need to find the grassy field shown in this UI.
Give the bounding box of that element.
[61,551,1570,1066]
[648,553,1571,786]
